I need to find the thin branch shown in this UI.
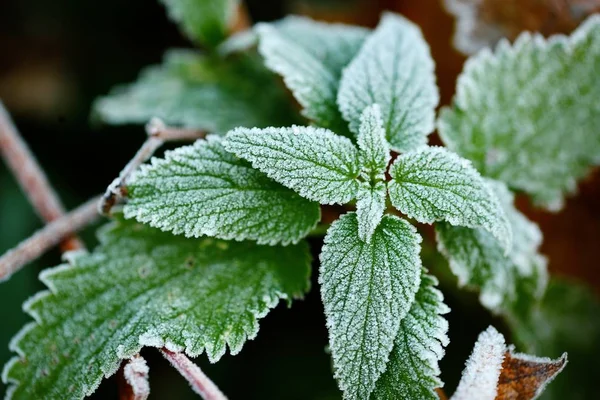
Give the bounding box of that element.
[118,355,150,400]
[0,101,83,251]
[100,118,206,215]
[160,348,227,400]
[0,195,102,281]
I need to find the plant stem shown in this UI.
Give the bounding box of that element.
[0,101,83,252]
[100,118,206,215]
[119,355,150,400]
[0,195,101,282]
[160,348,227,400]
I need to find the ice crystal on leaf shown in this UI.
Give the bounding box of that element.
[356,182,386,243]
[2,218,311,399]
[438,15,600,210]
[388,146,512,251]
[451,326,506,400]
[256,16,368,134]
[357,104,390,181]
[372,272,450,400]
[224,126,361,204]
[124,136,320,245]
[319,213,422,400]
[436,181,547,313]
[94,51,299,132]
[338,12,439,152]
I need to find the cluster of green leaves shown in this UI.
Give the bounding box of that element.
[3,0,600,398]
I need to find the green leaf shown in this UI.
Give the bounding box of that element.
[224,126,360,204]
[356,182,386,242]
[435,181,547,313]
[373,272,449,400]
[124,136,319,245]
[256,16,368,134]
[438,15,600,210]
[93,50,299,132]
[508,279,600,400]
[338,12,439,152]
[319,213,422,399]
[357,104,390,181]
[388,146,511,251]
[160,0,239,47]
[2,218,311,399]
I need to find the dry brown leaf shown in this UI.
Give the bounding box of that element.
[496,347,567,400]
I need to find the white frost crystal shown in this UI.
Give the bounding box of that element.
[373,272,450,400]
[125,135,320,245]
[439,15,600,210]
[338,12,439,151]
[257,16,368,132]
[451,326,506,400]
[319,213,422,399]
[2,219,311,399]
[388,146,512,251]
[224,126,361,204]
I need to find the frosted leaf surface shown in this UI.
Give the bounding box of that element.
[224,126,360,204]
[436,180,547,313]
[338,12,439,152]
[438,15,600,210]
[356,182,386,242]
[2,218,311,399]
[94,50,299,132]
[319,213,422,399]
[357,104,390,181]
[257,16,368,133]
[451,326,506,400]
[372,272,450,400]
[160,0,238,47]
[388,146,511,251]
[124,136,319,245]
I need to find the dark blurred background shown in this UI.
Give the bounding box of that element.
[1,0,598,398]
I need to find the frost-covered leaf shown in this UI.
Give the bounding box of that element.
[338,12,439,152]
[389,147,511,251]
[124,136,319,245]
[436,180,547,313]
[319,213,422,399]
[224,126,360,204]
[257,16,368,133]
[356,182,386,242]
[508,279,600,400]
[373,272,450,400]
[451,326,506,400]
[160,0,239,47]
[357,104,390,181]
[438,15,600,210]
[451,326,567,400]
[444,0,600,55]
[1,218,311,399]
[94,50,299,132]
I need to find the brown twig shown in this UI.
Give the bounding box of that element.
[0,195,102,281]
[100,118,206,215]
[118,355,150,400]
[160,348,227,400]
[0,101,83,251]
